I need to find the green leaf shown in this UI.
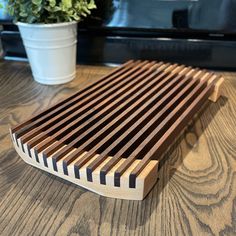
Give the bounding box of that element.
[48,0,56,8]
[32,0,42,6]
[6,0,97,23]
[88,0,96,10]
[62,0,72,8]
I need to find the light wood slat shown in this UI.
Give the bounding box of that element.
[33,62,166,156]
[114,74,216,187]
[52,64,187,173]
[21,60,151,145]
[26,61,160,151]
[98,70,209,184]
[129,76,220,188]
[39,63,178,163]
[9,60,223,201]
[11,60,135,134]
[41,63,178,169]
[88,69,203,183]
[61,65,189,176]
[15,60,143,139]
[76,67,196,179]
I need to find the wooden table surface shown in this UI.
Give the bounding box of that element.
[0,61,235,236]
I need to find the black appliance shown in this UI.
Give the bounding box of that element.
[1,0,236,69]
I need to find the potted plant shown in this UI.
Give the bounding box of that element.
[7,0,96,85]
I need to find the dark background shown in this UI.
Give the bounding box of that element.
[1,0,236,69]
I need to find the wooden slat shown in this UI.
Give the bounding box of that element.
[41,63,179,169]
[84,67,199,181]
[33,62,167,156]
[26,61,160,150]
[11,60,135,134]
[10,60,223,201]
[114,74,217,187]
[14,60,141,138]
[21,60,151,145]
[91,69,204,183]
[41,63,182,166]
[98,70,210,184]
[61,65,191,176]
[129,76,220,188]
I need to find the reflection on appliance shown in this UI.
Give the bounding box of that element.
[172,8,189,29]
[1,0,236,69]
[219,0,236,31]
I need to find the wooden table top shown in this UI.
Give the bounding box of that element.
[0,61,235,236]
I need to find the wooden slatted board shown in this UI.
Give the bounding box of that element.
[9,60,224,200]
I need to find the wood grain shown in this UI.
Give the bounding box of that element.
[0,60,235,235]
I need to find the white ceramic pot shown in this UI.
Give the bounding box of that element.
[17,21,78,85]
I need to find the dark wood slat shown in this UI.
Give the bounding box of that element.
[14,60,139,138]
[57,64,183,170]
[22,60,151,145]
[11,60,135,133]
[11,60,135,134]
[27,61,159,151]
[65,65,190,177]
[129,76,220,188]
[85,67,199,181]
[34,62,165,156]
[98,70,208,183]
[34,61,161,167]
[84,69,203,183]
[41,63,179,163]
[42,63,179,170]
[113,74,216,187]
